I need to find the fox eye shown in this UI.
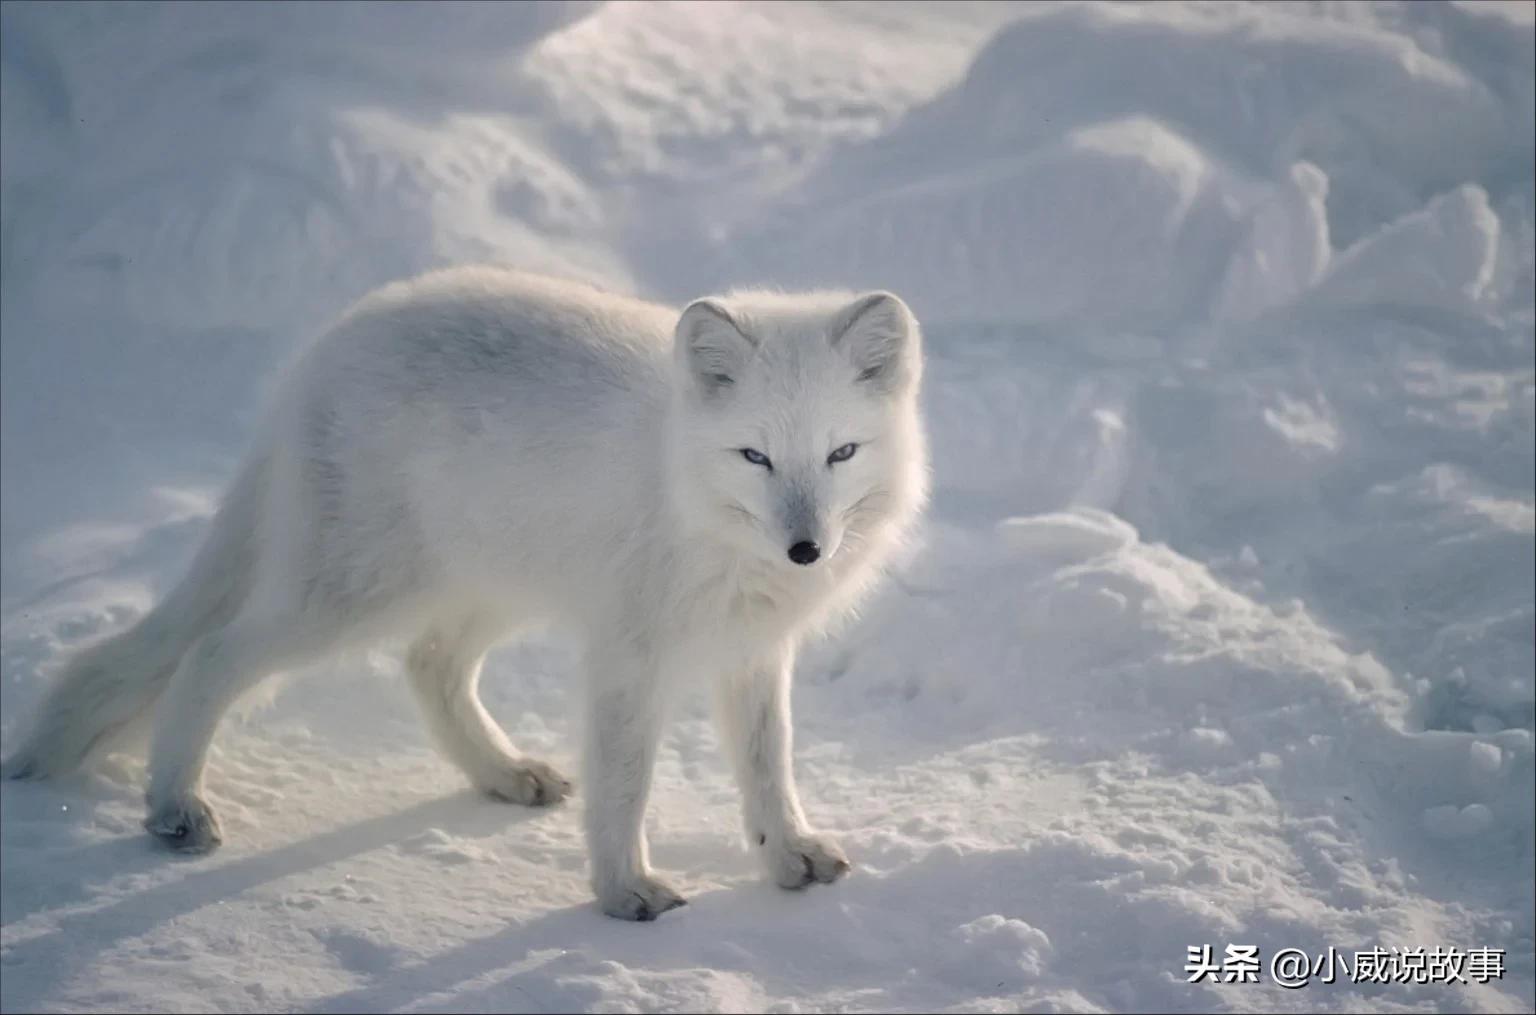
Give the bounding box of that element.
[827,442,858,465]
[740,447,772,469]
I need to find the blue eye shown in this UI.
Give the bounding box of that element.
[741,448,772,469]
[827,443,858,465]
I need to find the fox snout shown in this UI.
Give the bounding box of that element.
[779,477,836,567]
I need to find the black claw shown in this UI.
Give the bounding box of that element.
[758,833,766,846]
[532,784,546,806]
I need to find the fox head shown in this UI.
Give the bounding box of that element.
[667,288,929,579]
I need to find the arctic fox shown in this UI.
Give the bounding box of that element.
[1,267,929,920]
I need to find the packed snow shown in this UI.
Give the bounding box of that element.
[2,2,1532,1012]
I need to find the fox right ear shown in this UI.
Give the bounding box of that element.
[676,298,755,396]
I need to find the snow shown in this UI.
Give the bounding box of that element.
[1,1,1532,1012]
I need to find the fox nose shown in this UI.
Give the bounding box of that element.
[787,540,821,566]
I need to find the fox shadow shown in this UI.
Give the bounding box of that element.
[0,782,548,1013]
[300,841,1136,1014]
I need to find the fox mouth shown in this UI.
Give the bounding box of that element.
[719,501,846,570]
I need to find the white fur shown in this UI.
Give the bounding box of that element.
[1,267,930,920]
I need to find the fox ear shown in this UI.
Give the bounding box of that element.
[831,291,919,392]
[676,298,756,396]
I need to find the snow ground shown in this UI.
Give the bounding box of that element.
[1,2,1532,1012]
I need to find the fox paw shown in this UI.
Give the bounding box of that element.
[597,874,688,922]
[145,794,224,853]
[764,829,851,889]
[478,757,572,806]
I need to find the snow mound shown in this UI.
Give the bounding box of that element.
[729,117,1322,327]
[829,508,1411,753]
[0,5,613,337]
[711,1,1521,327]
[792,2,1509,239]
[945,915,1054,983]
[1312,183,1502,314]
[996,508,1138,565]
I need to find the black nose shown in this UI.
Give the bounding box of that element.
[787,540,821,565]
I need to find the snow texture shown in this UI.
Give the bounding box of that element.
[2,1,1532,1012]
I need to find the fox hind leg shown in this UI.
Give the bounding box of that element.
[144,609,343,852]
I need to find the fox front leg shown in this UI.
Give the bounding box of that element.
[583,635,687,921]
[715,644,850,889]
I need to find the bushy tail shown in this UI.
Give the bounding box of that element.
[1,452,269,780]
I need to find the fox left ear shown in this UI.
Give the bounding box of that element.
[830,291,920,392]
